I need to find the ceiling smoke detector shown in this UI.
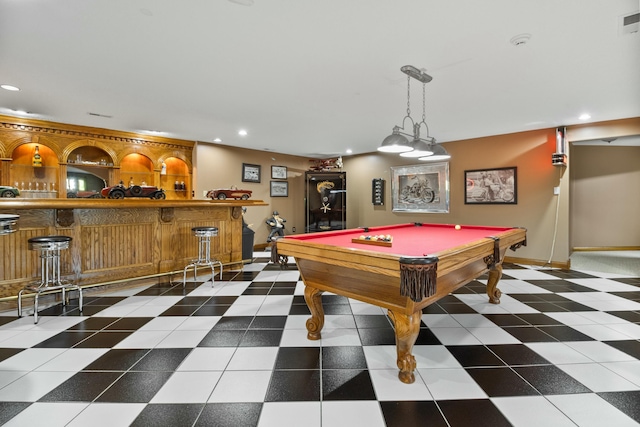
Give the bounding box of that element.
[510,34,531,46]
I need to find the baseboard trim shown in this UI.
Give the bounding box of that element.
[572,246,640,252]
[504,256,570,270]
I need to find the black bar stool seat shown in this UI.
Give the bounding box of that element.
[183,226,223,287]
[18,235,83,323]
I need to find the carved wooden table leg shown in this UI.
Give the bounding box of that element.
[486,263,503,304]
[304,286,325,340]
[388,309,422,384]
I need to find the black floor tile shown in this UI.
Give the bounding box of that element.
[0,402,31,425]
[503,326,557,342]
[516,313,564,326]
[160,305,201,316]
[84,348,150,371]
[415,327,442,345]
[537,325,594,341]
[514,365,592,394]
[323,304,353,315]
[194,403,262,427]
[358,327,396,346]
[265,370,321,401]
[606,311,640,323]
[104,317,152,331]
[212,316,253,330]
[239,329,283,346]
[437,399,512,427]
[288,304,311,315]
[132,348,191,371]
[74,331,133,348]
[354,314,392,328]
[447,345,506,367]
[598,390,640,423]
[96,371,173,403]
[439,303,477,314]
[32,331,94,348]
[482,314,529,326]
[322,369,376,400]
[39,371,123,402]
[131,403,204,427]
[488,344,551,365]
[67,317,119,331]
[0,317,17,327]
[466,367,539,397]
[202,296,238,305]
[381,401,448,427]
[198,330,245,347]
[603,340,640,359]
[322,346,367,369]
[249,316,287,329]
[192,305,231,316]
[275,347,320,369]
[0,348,23,362]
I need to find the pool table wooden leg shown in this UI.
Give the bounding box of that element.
[388,309,421,384]
[304,285,325,340]
[486,264,503,304]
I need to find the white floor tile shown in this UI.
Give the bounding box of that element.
[156,329,209,348]
[177,347,236,371]
[363,346,398,370]
[175,316,220,330]
[601,361,640,387]
[317,328,361,346]
[419,368,487,400]
[369,369,432,401]
[429,327,482,345]
[0,371,76,401]
[258,402,321,427]
[279,329,318,347]
[66,403,146,427]
[0,330,61,348]
[227,347,279,370]
[3,402,88,427]
[151,371,221,403]
[138,316,187,331]
[546,393,639,427]
[557,362,640,392]
[491,396,576,427]
[222,303,261,316]
[324,315,356,329]
[422,314,461,328]
[208,370,272,402]
[466,327,521,344]
[0,348,66,371]
[564,341,637,362]
[567,324,635,341]
[413,345,463,369]
[566,278,639,292]
[112,330,172,349]
[35,348,109,371]
[321,401,386,427]
[525,342,593,364]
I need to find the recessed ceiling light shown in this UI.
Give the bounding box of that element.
[213,138,222,143]
[228,0,254,6]
[238,129,248,136]
[346,149,353,154]
[579,113,591,120]
[510,34,531,46]
[1,84,20,91]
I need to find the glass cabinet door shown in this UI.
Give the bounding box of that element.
[305,171,346,233]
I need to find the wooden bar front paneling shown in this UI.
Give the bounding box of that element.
[0,199,266,299]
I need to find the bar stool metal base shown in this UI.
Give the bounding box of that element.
[183,227,223,287]
[17,235,83,324]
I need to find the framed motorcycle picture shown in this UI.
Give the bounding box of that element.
[464,167,517,204]
[391,162,449,213]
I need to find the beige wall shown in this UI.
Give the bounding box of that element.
[194,143,310,244]
[570,145,640,248]
[344,128,570,265]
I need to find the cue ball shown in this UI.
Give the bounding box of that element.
[455,225,461,230]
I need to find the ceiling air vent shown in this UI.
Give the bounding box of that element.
[621,12,639,35]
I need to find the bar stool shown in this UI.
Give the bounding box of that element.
[18,235,83,324]
[183,226,223,287]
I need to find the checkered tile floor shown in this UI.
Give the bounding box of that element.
[1,252,639,426]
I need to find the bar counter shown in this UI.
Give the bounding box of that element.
[0,198,267,299]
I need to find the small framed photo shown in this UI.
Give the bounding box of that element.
[464,167,517,204]
[242,163,261,183]
[271,165,288,180]
[270,181,288,197]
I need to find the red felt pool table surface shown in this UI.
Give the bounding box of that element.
[275,222,527,384]
[283,223,514,257]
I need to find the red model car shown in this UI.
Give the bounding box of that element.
[101,184,166,199]
[206,187,252,200]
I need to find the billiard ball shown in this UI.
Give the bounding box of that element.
[455,224,461,230]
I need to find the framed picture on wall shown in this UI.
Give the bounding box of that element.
[464,167,517,204]
[391,162,449,213]
[271,165,287,179]
[270,181,288,197]
[242,163,261,183]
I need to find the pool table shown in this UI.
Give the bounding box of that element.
[274,222,526,384]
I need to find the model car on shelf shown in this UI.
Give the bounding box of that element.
[100,183,166,199]
[206,187,252,200]
[0,185,20,198]
[67,190,103,199]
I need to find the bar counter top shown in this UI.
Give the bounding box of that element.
[0,198,267,210]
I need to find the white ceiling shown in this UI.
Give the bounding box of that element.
[1,0,639,158]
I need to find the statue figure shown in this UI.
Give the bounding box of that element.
[266,211,286,242]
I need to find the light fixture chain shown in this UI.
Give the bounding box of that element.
[422,83,426,122]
